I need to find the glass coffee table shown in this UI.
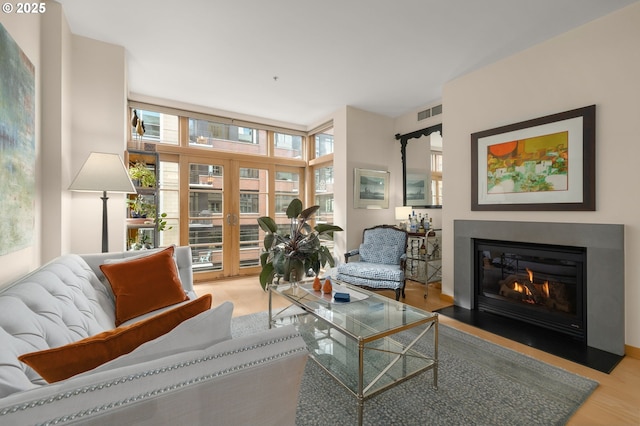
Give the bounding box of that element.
[269,279,438,425]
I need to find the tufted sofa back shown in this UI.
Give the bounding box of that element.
[0,254,116,397]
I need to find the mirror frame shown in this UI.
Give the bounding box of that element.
[395,123,443,208]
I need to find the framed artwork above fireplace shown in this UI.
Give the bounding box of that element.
[471,105,596,211]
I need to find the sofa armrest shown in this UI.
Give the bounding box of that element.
[344,249,360,263]
[0,326,308,426]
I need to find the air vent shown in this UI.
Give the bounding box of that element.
[417,109,431,121]
[418,104,442,121]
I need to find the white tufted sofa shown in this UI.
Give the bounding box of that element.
[0,247,308,425]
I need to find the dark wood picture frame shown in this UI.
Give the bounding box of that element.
[471,105,595,211]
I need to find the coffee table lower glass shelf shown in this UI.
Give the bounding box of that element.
[269,280,438,425]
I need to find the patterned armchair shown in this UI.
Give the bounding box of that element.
[336,225,408,300]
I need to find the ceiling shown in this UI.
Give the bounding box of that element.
[57,0,637,127]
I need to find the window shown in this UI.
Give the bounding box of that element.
[314,165,335,265]
[431,151,443,205]
[239,224,261,267]
[158,160,179,247]
[310,125,336,264]
[275,171,300,214]
[274,132,303,159]
[130,108,179,144]
[315,165,334,213]
[240,193,260,213]
[431,151,443,173]
[188,118,268,155]
[240,168,259,179]
[315,132,334,157]
[188,162,224,271]
[127,102,314,275]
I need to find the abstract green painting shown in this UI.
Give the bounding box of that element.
[0,24,35,255]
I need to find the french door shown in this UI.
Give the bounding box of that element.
[182,156,272,281]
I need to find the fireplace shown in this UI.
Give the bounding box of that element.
[452,220,625,363]
[474,239,586,341]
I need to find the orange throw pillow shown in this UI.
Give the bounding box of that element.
[19,294,212,383]
[100,246,188,326]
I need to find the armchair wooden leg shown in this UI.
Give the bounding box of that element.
[395,288,401,301]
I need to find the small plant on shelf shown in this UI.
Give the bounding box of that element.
[128,161,156,188]
[129,232,153,251]
[126,195,155,218]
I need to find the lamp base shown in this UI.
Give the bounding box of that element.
[101,191,109,253]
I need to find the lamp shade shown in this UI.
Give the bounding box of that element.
[395,206,412,221]
[69,152,136,193]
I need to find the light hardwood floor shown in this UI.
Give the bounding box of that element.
[195,277,640,425]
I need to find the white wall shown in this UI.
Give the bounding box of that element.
[40,1,72,261]
[343,107,396,250]
[68,35,127,254]
[441,3,640,348]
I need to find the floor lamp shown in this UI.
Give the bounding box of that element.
[69,152,136,253]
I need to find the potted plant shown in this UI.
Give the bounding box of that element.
[128,210,173,251]
[128,161,156,188]
[127,195,155,218]
[257,198,343,290]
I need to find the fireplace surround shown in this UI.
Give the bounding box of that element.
[454,220,624,357]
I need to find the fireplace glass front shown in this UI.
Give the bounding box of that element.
[474,239,586,341]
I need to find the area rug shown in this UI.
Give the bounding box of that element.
[231,312,598,425]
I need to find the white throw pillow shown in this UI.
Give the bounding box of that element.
[83,301,234,375]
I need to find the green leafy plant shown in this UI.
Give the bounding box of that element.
[155,212,172,232]
[257,198,343,290]
[127,195,155,218]
[128,161,156,188]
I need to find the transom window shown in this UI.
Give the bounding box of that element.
[315,132,334,157]
[130,109,179,144]
[274,133,303,159]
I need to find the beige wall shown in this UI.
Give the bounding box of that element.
[441,3,640,348]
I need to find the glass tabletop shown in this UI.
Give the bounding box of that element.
[270,279,437,342]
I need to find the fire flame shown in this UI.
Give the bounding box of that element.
[512,268,550,299]
[513,281,531,296]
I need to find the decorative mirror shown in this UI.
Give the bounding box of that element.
[396,124,443,208]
